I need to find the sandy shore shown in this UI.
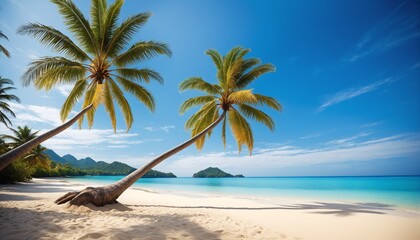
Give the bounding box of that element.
[0,178,419,240]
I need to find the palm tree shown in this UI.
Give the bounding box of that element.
[55,47,281,206]
[1,125,38,148]
[0,77,21,127]
[0,30,10,58]
[0,0,171,171]
[1,126,50,169]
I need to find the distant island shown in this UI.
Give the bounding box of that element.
[42,149,176,178]
[193,167,244,178]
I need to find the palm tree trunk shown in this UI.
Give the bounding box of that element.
[55,110,227,206]
[0,104,93,171]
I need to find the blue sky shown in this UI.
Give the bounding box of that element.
[0,0,419,176]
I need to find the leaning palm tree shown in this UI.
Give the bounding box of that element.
[55,47,281,206]
[0,30,10,58]
[0,0,171,171]
[0,77,21,127]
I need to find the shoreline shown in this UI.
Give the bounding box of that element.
[1,178,419,239]
[61,175,420,212]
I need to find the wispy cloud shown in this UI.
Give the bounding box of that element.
[9,102,65,126]
[158,133,420,176]
[411,62,420,69]
[361,121,383,128]
[42,128,147,151]
[299,133,321,140]
[319,78,392,111]
[144,125,175,133]
[326,132,371,146]
[347,2,420,62]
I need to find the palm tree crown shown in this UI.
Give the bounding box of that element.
[1,126,39,148]
[0,30,10,58]
[1,126,50,169]
[22,145,51,169]
[17,0,171,131]
[0,77,21,127]
[180,47,282,154]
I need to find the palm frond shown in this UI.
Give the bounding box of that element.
[179,77,221,95]
[254,94,282,111]
[115,76,155,112]
[205,49,224,72]
[191,102,218,150]
[0,45,10,58]
[0,102,16,117]
[113,41,171,66]
[114,68,163,84]
[228,89,257,104]
[238,103,275,131]
[34,65,86,90]
[51,0,97,54]
[179,95,215,115]
[0,93,20,103]
[105,12,151,57]
[0,31,8,40]
[100,0,123,52]
[236,63,275,89]
[103,79,116,131]
[239,58,260,76]
[60,79,88,121]
[0,112,12,127]
[185,100,217,130]
[17,23,90,61]
[221,116,227,149]
[223,47,249,90]
[78,81,96,128]
[22,57,85,88]
[108,77,133,130]
[0,31,10,58]
[90,0,107,45]
[0,77,14,85]
[228,108,253,154]
[86,82,104,128]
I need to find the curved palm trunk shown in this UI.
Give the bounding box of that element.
[0,104,93,171]
[56,111,227,206]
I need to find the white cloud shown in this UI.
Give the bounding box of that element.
[319,78,392,111]
[42,128,146,152]
[9,102,64,126]
[56,85,74,97]
[326,132,371,146]
[144,125,175,133]
[157,134,420,176]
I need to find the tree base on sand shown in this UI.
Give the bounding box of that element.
[55,187,119,206]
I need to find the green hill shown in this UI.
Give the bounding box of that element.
[43,149,176,177]
[193,167,244,178]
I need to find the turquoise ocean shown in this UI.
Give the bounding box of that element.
[65,176,420,210]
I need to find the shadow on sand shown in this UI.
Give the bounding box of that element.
[0,205,221,240]
[131,201,395,217]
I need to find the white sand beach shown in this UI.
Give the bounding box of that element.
[0,178,419,240]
